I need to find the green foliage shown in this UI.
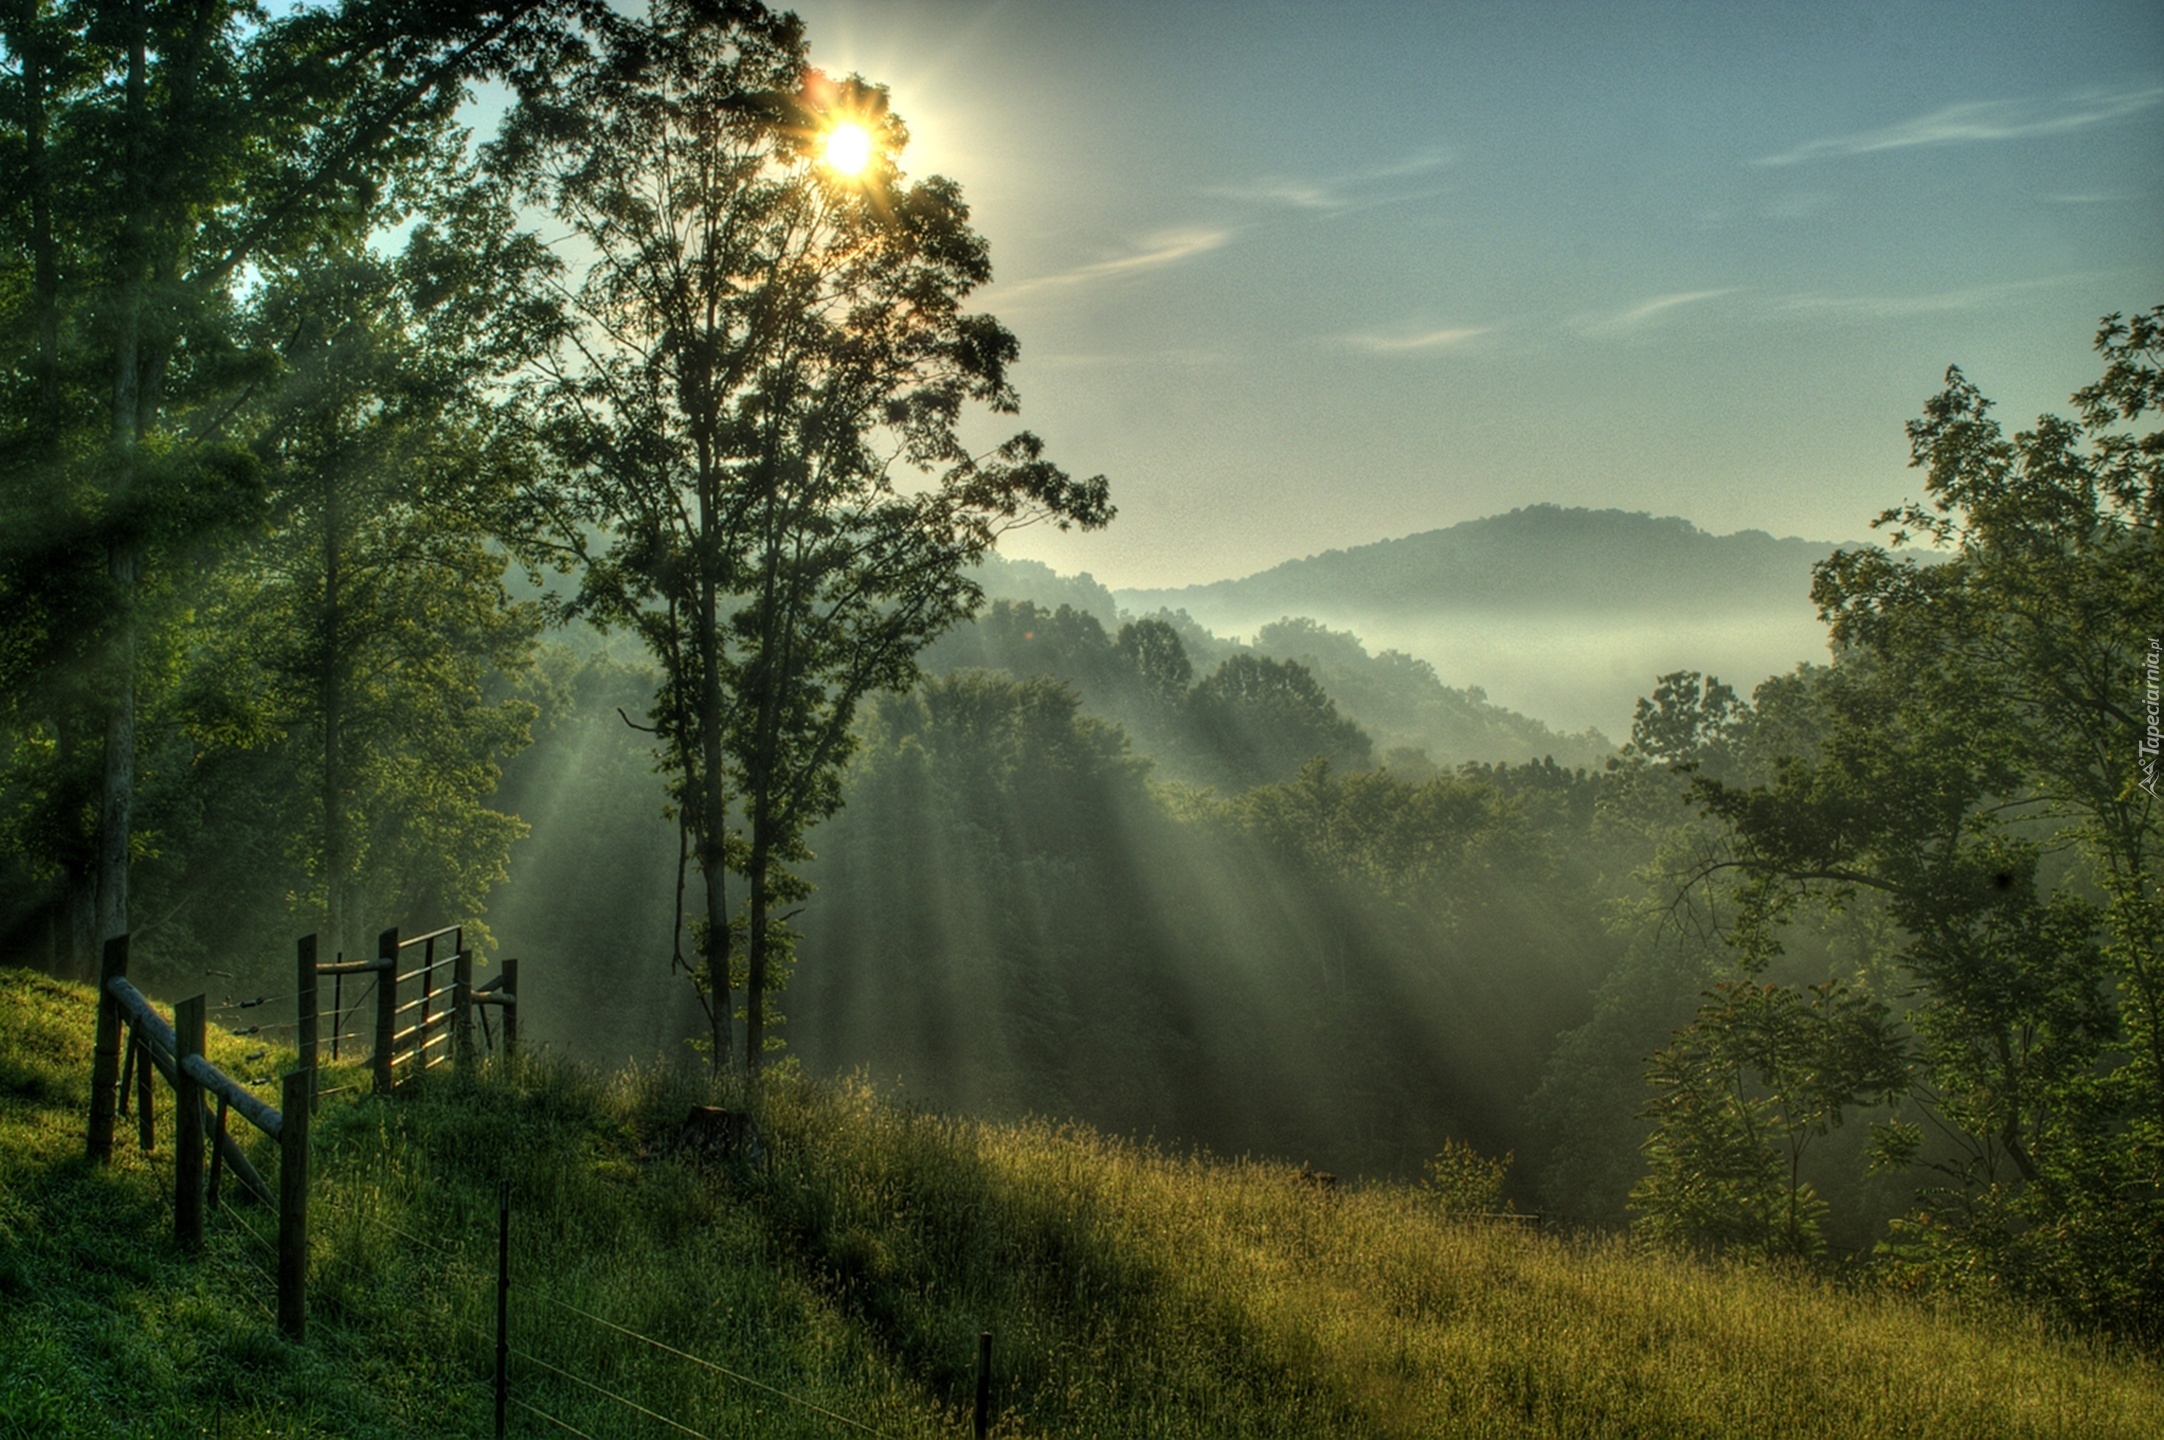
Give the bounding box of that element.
[1631,981,1906,1259]
[0,0,588,970]
[1420,1137,1512,1217]
[1186,653,1373,790]
[1667,309,2164,1335]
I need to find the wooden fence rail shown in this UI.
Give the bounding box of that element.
[84,925,526,1344]
[87,934,309,1336]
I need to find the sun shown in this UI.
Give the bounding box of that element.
[822,122,873,176]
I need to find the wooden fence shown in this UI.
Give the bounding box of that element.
[87,934,309,1334]
[84,926,524,1340]
[319,925,519,1096]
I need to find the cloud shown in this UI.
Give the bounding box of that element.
[1209,148,1454,214]
[1589,288,1741,333]
[1002,227,1233,294]
[1775,272,2092,319]
[1336,324,1491,355]
[1756,85,2163,166]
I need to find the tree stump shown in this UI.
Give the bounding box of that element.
[673,1106,762,1166]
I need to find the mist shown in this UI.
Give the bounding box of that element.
[1266,606,1829,739]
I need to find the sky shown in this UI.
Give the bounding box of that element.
[778,0,2164,591]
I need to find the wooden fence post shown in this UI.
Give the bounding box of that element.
[279,1069,310,1340]
[501,957,519,1058]
[175,996,205,1252]
[454,948,475,1067]
[136,1023,155,1153]
[87,935,128,1162]
[297,934,318,1113]
[417,933,436,1070]
[373,927,398,1096]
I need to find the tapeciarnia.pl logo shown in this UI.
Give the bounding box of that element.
[2140,636,2161,798]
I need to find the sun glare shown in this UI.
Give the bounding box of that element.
[823,122,873,176]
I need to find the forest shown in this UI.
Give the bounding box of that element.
[3,0,2160,1363]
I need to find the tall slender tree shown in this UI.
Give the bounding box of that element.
[494,0,1109,1075]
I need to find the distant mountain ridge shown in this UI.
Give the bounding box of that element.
[974,505,1890,737]
[1114,505,1865,619]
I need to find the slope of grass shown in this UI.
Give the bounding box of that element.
[2,965,2157,1438]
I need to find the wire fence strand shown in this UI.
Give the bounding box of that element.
[212,990,301,1012]
[512,1288,903,1439]
[216,1197,278,1260]
[512,1396,600,1440]
[341,1206,908,1439]
[376,1217,470,1266]
[512,1346,715,1440]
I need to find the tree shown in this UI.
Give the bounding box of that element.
[494,0,1109,1075]
[1631,979,1906,1259]
[1684,309,2163,1331]
[0,0,588,972]
[1185,653,1372,791]
[189,167,552,964]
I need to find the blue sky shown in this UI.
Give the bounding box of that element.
[789,0,2162,590]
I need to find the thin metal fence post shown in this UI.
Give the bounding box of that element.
[374,928,398,1095]
[495,1178,510,1440]
[974,1330,992,1439]
[175,996,206,1251]
[297,934,319,1113]
[279,1069,310,1340]
[332,968,343,1063]
[88,934,127,1162]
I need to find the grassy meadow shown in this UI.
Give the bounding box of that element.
[1,965,2156,1439]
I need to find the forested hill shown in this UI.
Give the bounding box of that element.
[1114,506,1867,623]
[942,563,1613,768]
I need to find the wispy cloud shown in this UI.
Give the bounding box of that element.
[1335,324,1491,355]
[1775,272,2092,319]
[1588,288,1742,333]
[1001,227,1233,295]
[1210,148,1454,215]
[1756,85,2163,166]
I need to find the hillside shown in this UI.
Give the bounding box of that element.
[4,966,2158,1439]
[1113,506,1866,621]
[1093,507,1877,736]
[956,555,1615,767]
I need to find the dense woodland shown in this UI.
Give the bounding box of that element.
[2,0,2159,1348]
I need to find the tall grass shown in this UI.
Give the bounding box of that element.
[2,966,2156,1438]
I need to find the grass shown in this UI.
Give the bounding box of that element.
[2,964,2158,1438]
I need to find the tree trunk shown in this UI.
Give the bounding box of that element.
[323,475,348,962]
[20,22,59,416]
[745,806,768,1082]
[97,10,151,951]
[696,519,733,1077]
